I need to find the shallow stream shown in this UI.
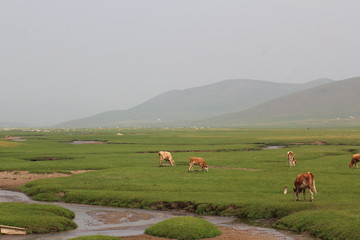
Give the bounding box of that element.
[0,190,317,240]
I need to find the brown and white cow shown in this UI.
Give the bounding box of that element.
[348,154,360,168]
[158,151,175,167]
[287,151,296,167]
[188,157,209,172]
[293,172,317,201]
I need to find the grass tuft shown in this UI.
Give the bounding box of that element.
[0,202,76,233]
[145,216,222,239]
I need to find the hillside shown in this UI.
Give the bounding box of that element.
[55,78,333,128]
[205,77,360,127]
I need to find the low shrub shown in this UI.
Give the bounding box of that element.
[145,216,222,239]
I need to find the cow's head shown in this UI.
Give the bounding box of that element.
[202,164,209,172]
[348,162,353,168]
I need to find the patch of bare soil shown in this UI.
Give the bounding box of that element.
[90,211,154,224]
[123,226,279,240]
[313,140,327,145]
[0,170,88,190]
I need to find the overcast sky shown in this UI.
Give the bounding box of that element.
[1,0,360,126]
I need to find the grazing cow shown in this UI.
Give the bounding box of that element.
[348,154,360,168]
[293,172,317,201]
[188,157,209,172]
[158,151,175,167]
[287,151,296,167]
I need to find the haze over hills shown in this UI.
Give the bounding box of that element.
[56,78,334,128]
[204,77,360,127]
[0,122,27,128]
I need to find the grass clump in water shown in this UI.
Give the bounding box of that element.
[145,216,222,239]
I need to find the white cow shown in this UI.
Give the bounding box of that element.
[158,151,175,167]
[287,151,296,167]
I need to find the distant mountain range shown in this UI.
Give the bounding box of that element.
[56,78,343,128]
[205,77,360,127]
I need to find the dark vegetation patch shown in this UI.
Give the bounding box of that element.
[24,156,74,162]
[346,149,359,153]
[60,197,287,220]
[323,152,345,156]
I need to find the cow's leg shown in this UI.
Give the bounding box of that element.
[159,159,163,167]
[303,190,306,201]
[290,160,295,167]
[188,163,193,172]
[308,189,314,202]
[295,190,300,201]
[356,162,359,169]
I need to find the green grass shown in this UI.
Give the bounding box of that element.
[1,128,360,239]
[0,202,76,233]
[145,216,222,239]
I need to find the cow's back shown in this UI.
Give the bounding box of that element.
[352,154,360,161]
[190,157,204,163]
[159,151,171,159]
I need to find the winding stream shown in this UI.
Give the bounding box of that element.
[0,190,317,240]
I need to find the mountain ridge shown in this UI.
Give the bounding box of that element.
[204,77,360,127]
[55,78,334,128]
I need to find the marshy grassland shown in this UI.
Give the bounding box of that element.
[1,127,360,239]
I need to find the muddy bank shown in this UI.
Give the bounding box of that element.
[0,171,88,191]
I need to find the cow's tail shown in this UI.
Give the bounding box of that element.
[309,172,317,193]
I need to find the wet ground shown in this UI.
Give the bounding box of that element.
[0,190,318,240]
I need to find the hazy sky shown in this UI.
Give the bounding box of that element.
[1,0,360,126]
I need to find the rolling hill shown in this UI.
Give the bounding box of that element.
[204,77,360,127]
[55,78,333,128]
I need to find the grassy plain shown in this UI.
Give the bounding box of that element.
[1,128,360,239]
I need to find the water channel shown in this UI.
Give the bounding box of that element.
[0,190,318,240]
